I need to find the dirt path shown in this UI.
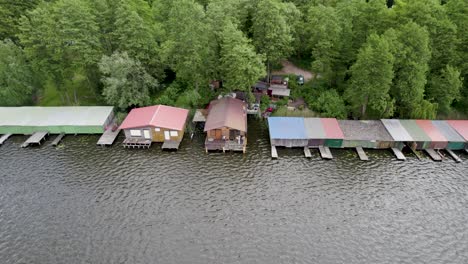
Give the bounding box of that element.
[272,60,314,81]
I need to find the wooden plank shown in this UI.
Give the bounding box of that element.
[356,146,369,161]
[271,146,278,159]
[162,140,181,150]
[22,131,48,148]
[51,133,65,147]
[425,149,442,161]
[445,149,462,163]
[391,148,406,160]
[97,129,120,146]
[0,133,12,145]
[318,145,333,160]
[304,147,312,158]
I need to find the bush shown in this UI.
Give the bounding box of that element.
[309,89,346,119]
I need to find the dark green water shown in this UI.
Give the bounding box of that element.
[1,119,468,263]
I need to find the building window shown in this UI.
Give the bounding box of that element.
[170,131,178,137]
[130,129,141,137]
[155,127,160,132]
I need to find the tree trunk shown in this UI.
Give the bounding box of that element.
[361,95,369,119]
[73,87,78,105]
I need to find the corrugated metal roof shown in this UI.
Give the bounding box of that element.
[268,117,307,139]
[304,118,326,139]
[269,88,291,97]
[415,120,447,142]
[432,121,465,142]
[381,119,413,141]
[338,120,393,141]
[0,106,113,127]
[119,105,189,131]
[447,120,468,141]
[399,120,432,141]
[204,97,247,132]
[321,118,344,139]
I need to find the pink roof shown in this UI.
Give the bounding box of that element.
[320,118,344,139]
[119,105,189,131]
[447,120,468,141]
[415,120,447,142]
[204,97,247,132]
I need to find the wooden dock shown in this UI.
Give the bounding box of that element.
[318,146,333,160]
[391,148,406,160]
[304,147,312,158]
[0,133,12,145]
[355,147,369,161]
[21,131,48,148]
[271,146,278,159]
[97,128,120,146]
[162,140,181,150]
[445,149,462,163]
[51,133,65,147]
[425,149,442,161]
[123,138,151,148]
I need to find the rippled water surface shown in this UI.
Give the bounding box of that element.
[1,119,468,264]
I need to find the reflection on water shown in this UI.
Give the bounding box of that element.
[0,119,467,263]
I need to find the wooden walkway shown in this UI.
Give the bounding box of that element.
[318,146,333,160]
[22,131,48,148]
[271,146,278,159]
[51,133,65,147]
[445,149,462,163]
[162,140,181,150]
[425,149,442,161]
[0,133,12,145]
[391,148,406,160]
[304,147,312,158]
[123,138,151,148]
[355,147,369,161]
[97,129,120,146]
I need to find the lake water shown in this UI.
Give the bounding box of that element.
[1,119,468,264]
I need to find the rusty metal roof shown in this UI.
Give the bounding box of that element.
[204,97,247,132]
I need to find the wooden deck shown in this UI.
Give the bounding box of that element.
[205,138,246,153]
[425,149,442,161]
[445,149,461,163]
[356,147,369,161]
[123,138,151,148]
[97,128,120,146]
[391,148,406,161]
[162,140,181,150]
[304,147,312,158]
[22,131,48,148]
[51,133,65,147]
[318,146,333,160]
[271,146,278,158]
[0,133,12,145]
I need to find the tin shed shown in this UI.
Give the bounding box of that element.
[415,120,448,149]
[381,119,413,150]
[447,120,468,149]
[268,117,308,147]
[304,118,326,147]
[432,121,466,150]
[320,118,344,148]
[338,120,395,149]
[399,120,432,149]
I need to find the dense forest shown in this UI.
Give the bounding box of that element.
[0,0,466,120]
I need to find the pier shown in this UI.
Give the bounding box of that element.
[318,146,333,160]
[425,149,442,161]
[0,133,12,145]
[22,131,48,148]
[271,146,278,158]
[51,133,65,147]
[391,148,406,160]
[355,147,369,161]
[97,128,120,146]
[445,149,461,163]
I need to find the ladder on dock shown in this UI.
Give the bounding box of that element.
[97,128,120,146]
[445,149,462,163]
[51,133,65,147]
[271,146,278,159]
[0,133,12,145]
[425,149,442,161]
[318,146,333,160]
[391,148,406,160]
[22,131,48,148]
[355,147,369,161]
[304,147,312,158]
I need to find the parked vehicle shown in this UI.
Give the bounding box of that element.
[297,75,304,85]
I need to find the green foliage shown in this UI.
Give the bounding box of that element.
[260,94,271,111]
[309,89,346,119]
[98,51,157,110]
[427,65,463,114]
[0,39,35,106]
[0,0,41,41]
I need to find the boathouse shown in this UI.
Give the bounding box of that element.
[432,120,466,150]
[399,120,438,150]
[268,117,308,147]
[414,120,448,149]
[447,120,468,149]
[304,118,344,148]
[119,105,189,149]
[381,119,413,150]
[204,97,247,153]
[0,106,114,134]
[338,120,395,149]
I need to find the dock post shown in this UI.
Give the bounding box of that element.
[271,146,278,159]
[445,149,461,163]
[391,148,406,160]
[355,147,369,161]
[303,147,312,158]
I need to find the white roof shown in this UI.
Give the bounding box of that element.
[270,88,291,97]
[0,106,114,127]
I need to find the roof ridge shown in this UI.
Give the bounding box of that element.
[149,105,161,126]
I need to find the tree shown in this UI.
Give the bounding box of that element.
[427,65,463,114]
[219,21,266,100]
[310,89,346,119]
[0,0,41,41]
[252,0,299,79]
[0,39,35,106]
[19,0,102,104]
[98,52,157,110]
